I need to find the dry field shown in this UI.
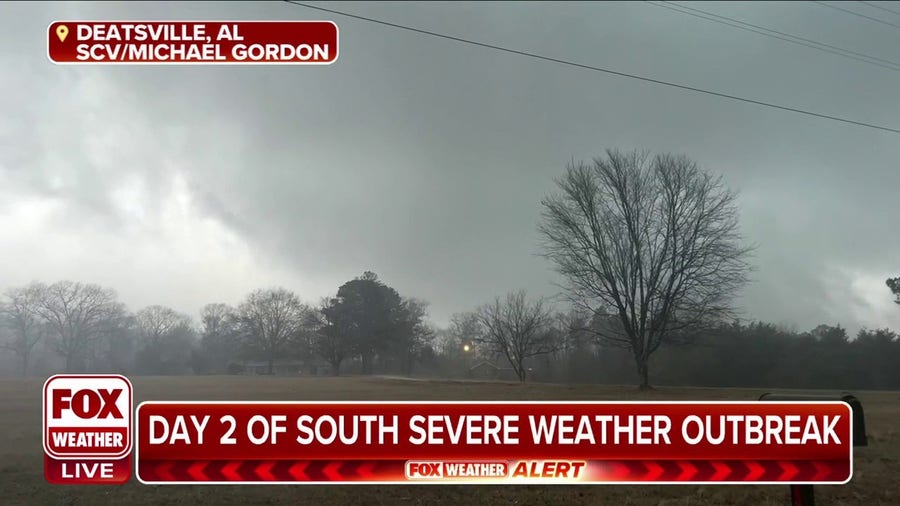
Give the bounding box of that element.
[1,376,898,505]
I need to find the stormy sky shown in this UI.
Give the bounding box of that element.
[1,1,899,333]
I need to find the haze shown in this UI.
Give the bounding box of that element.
[1,1,899,333]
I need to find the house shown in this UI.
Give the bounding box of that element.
[236,357,333,376]
[241,360,304,376]
[468,361,517,381]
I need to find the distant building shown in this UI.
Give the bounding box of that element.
[236,358,331,376]
[468,361,517,381]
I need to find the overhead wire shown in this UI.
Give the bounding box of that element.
[812,1,900,30]
[647,1,900,72]
[282,1,900,135]
[858,1,900,18]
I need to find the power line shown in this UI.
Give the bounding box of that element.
[282,1,900,135]
[647,1,900,72]
[859,1,900,17]
[813,1,900,30]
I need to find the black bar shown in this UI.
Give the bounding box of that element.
[790,484,815,506]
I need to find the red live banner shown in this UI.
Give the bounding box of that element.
[47,21,338,64]
[43,375,134,485]
[136,401,852,485]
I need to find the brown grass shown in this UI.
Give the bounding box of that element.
[2,375,898,505]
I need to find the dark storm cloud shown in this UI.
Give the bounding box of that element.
[1,1,898,331]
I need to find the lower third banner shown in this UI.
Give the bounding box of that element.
[135,401,852,485]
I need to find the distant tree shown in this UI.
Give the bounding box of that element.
[543,309,601,383]
[327,272,405,374]
[236,288,310,374]
[539,150,752,389]
[854,328,899,390]
[474,290,558,382]
[0,285,46,376]
[198,303,241,373]
[855,327,898,346]
[134,305,196,374]
[887,277,900,305]
[95,312,138,373]
[315,297,353,375]
[392,298,434,376]
[136,306,192,343]
[447,311,484,363]
[554,309,595,357]
[431,327,453,356]
[31,281,126,373]
[809,324,849,345]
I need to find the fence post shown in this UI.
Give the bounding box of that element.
[790,484,816,505]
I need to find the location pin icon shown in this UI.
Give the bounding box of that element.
[56,25,68,43]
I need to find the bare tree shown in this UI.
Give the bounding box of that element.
[474,290,558,381]
[449,312,482,350]
[95,313,137,374]
[237,288,310,374]
[553,308,595,359]
[201,303,237,337]
[539,150,751,389]
[436,312,486,378]
[198,303,241,373]
[448,311,483,360]
[134,305,196,374]
[393,297,434,376]
[31,281,126,373]
[135,305,193,345]
[0,285,46,376]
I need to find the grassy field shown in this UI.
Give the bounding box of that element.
[2,376,898,505]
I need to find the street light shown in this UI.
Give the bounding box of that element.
[462,343,473,379]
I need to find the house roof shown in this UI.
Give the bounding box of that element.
[469,361,504,371]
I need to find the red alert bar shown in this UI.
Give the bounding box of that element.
[47,21,338,64]
[135,401,853,485]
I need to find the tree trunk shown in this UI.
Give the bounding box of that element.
[404,353,414,377]
[361,353,372,375]
[516,362,527,382]
[65,354,73,374]
[635,355,651,390]
[21,352,29,378]
[267,357,274,375]
[331,359,341,376]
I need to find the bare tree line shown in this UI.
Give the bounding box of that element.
[3,149,897,390]
[0,272,437,378]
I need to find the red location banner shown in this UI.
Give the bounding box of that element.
[47,21,338,64]
[136,401,853,485]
